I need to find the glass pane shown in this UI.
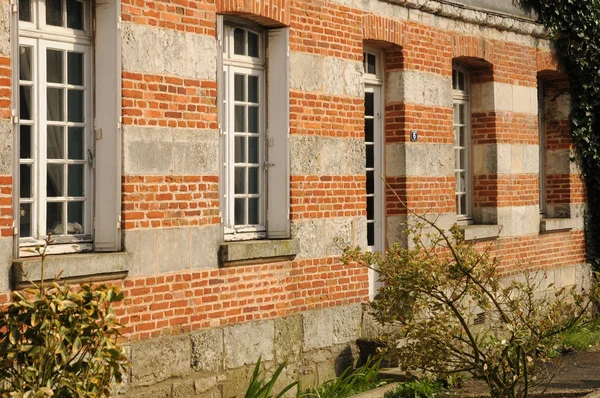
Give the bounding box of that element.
[46,202,63,234]
[234,106,245,132]
[47,125,64,159]
[248,167,259,194]
[248,137,259,164]
[367,53,376,74]
[67,202,84,233]
[459,127,466,147]
[20,125,31,159]
[68,127,84,160]
[47,88,64,121]
[234,136,246,163]
[47,164,64,197]
[234,198,245,225]
[248,76,258,103]
[452,69,457,89]
[367,196,374,220]
[19,203,31,237]
[367,223,374,247]
[459,149,467,170]
[47,49,64,83]
[248,198,259,225]
[455,172,461,192]
[66,0,83,30]
[67,52,83,85]
[454,149,460,170]
[454,127,459,146]
[68,164,84,196]
[68,90,84,122]
[458,71,465,91]
[366,144,374,169]
[248,106,258,134]
[19,0,31,22]
[460,195,467,215]
[459,104,465,125]
[248,32,259,57]
[234,74,245,102]
[365,92,374,116]
[453,103,459,124]
[46,0,63,26]
[20,164,31,198]
[19,47,32,81]
[365,119,374,142]
[456,195,461,214]
[20,86,32,120]
[234,167,245,194]
[234,28,245,55]
[366,170,374,193]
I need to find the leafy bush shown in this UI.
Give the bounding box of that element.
[239,357,297,398]
[554,318,600,353]
[300,357,386,398]
[343,211,597,398]
[0,239,127,397]
[383,378,445,398]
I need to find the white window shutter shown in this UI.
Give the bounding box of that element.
[93,0,122,251]
[266,28,290,239]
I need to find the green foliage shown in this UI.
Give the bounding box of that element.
[525,0,600,270]
[383,378,445,398]
[343,217,597,398]
[300,357,386,398]
[0,239,127,397]
[554,318,600,352]
[239,357,298,398]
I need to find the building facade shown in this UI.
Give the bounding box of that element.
[0,0,589,396]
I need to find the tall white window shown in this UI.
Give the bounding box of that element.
[18,0,93,254]
[452,67,471,220]
[538,79,546,215]
[363,49,383,251]
[222,25,266,240]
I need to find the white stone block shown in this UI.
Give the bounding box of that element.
[289,52,323,93]
[185,32,217,81]
[123,126,173,175]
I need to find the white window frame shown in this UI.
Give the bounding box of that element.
[222,23,267,241]
[17,0,94,256]
[538,79,546,216]
[452,66,472,222]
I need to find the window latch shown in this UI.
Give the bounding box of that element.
[87,149,95,168]
[264,162,274,169]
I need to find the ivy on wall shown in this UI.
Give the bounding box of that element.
[527,0,600,269]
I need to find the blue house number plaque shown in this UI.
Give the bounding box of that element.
[410,130,418,142]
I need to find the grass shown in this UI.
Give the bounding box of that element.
[383,378,446,398]
[552,318,600,355]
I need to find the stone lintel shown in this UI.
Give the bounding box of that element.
[540,217,575,233]
[459,224,501,241]
[219,239,299,267]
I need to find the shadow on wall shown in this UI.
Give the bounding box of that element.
[334,346,356,377]
[441,0,538,20]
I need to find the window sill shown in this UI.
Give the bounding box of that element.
[219,239,299,267]
[459,224,501,241]
[12,252,131,290]
[540,218,575,233]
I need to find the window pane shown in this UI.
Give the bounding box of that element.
[365,92,374,116]
[452,69,457,89]
[20,86,32,120]
[234,28,245,55]
[367,223,374,247]
[47,164,64,197]
[234,167,245,194]
[67,202,84,233]
[459,126,466,147]
[66,0,83,30]
[234,74,245,102]
[20,203,31,237]
[248,167,259,194]
[366,144,374,169]
[47,126,64,159]
[47,49,64,83]
[234,106,245,132]
[46,202,63,234]
[47,88,64,121]
[19,47,32,81]
[234,198,245,225]
[234,136,246,163]
[460,195,467,215]
[459,104,465,125]
[365,119,373,142]
[68,89,84,122]
[248,31,259,57]
[46,0,63,26]
[20,125,31,159]
[459,149,467,170]
[68,127,84,160]
[68,164,84,196]
[367,196,374,219]
[248,137,259,164]
[248,76,258,103]
[367,53,376,74]
[248,106,258,134]
[67,52,83,85]
[248,198,259,225]
[366,170,374,193]
[20,164,31,198]
[458,71,465,91]
[19,0,31,22]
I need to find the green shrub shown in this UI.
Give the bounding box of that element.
[239,357,297,398]
[555,318,600,352]
[0,239,127,397]
[383,378,445,398]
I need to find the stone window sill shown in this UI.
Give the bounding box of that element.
[459,224,501,241]
[219,239,299,267]
[12,252,131,289]
[540,218,575,233]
